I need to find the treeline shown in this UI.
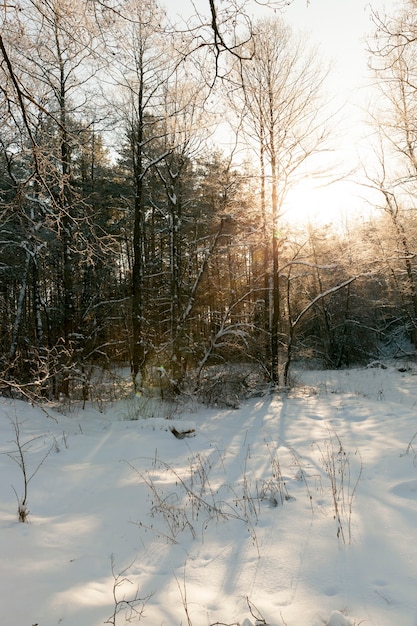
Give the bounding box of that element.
[1,0,417,402]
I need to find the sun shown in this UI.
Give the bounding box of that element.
[281,178,364,229]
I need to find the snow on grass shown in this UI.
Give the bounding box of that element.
[1,364,417,625]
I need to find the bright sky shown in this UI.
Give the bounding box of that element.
[268,0,389,227]
[283,0,388,226]
[167,0,391,227]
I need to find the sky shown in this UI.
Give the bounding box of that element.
[166,0,392,226]
[258,0,390,226]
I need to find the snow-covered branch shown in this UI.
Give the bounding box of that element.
[292,276,358,328]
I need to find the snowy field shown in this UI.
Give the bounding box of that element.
[1,363,417,626]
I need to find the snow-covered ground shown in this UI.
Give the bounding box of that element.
[1,363,417,626]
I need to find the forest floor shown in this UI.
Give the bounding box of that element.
[1,362,417,626]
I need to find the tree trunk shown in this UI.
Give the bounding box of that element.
[9,250,31,363]
[131,87,146,389]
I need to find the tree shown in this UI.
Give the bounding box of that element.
[174,0,296,84]
[0,0,117,397]
[229,17,331,384]
[366,1,417,346]
[279,228,358,384]
[99,0,173,387]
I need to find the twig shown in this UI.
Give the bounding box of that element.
[246,596,268,624]
[4,413,54,521]
[105,554,152,625]
[174,565,192,626]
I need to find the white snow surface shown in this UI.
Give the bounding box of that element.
[1,364,417,625]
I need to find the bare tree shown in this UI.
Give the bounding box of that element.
[98,0,187,389]
[0,0,123,398]
[366,1,417,346]
[229,17,331,384]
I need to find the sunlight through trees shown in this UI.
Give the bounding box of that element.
[1,0,417,401]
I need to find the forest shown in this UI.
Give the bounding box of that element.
[1,0,417,405]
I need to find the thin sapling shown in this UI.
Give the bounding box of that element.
[4,414,53,522]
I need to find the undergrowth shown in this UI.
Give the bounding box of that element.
[127,440,296,556]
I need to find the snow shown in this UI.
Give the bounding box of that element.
[327,611,354,626]
[1,363,417,625]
